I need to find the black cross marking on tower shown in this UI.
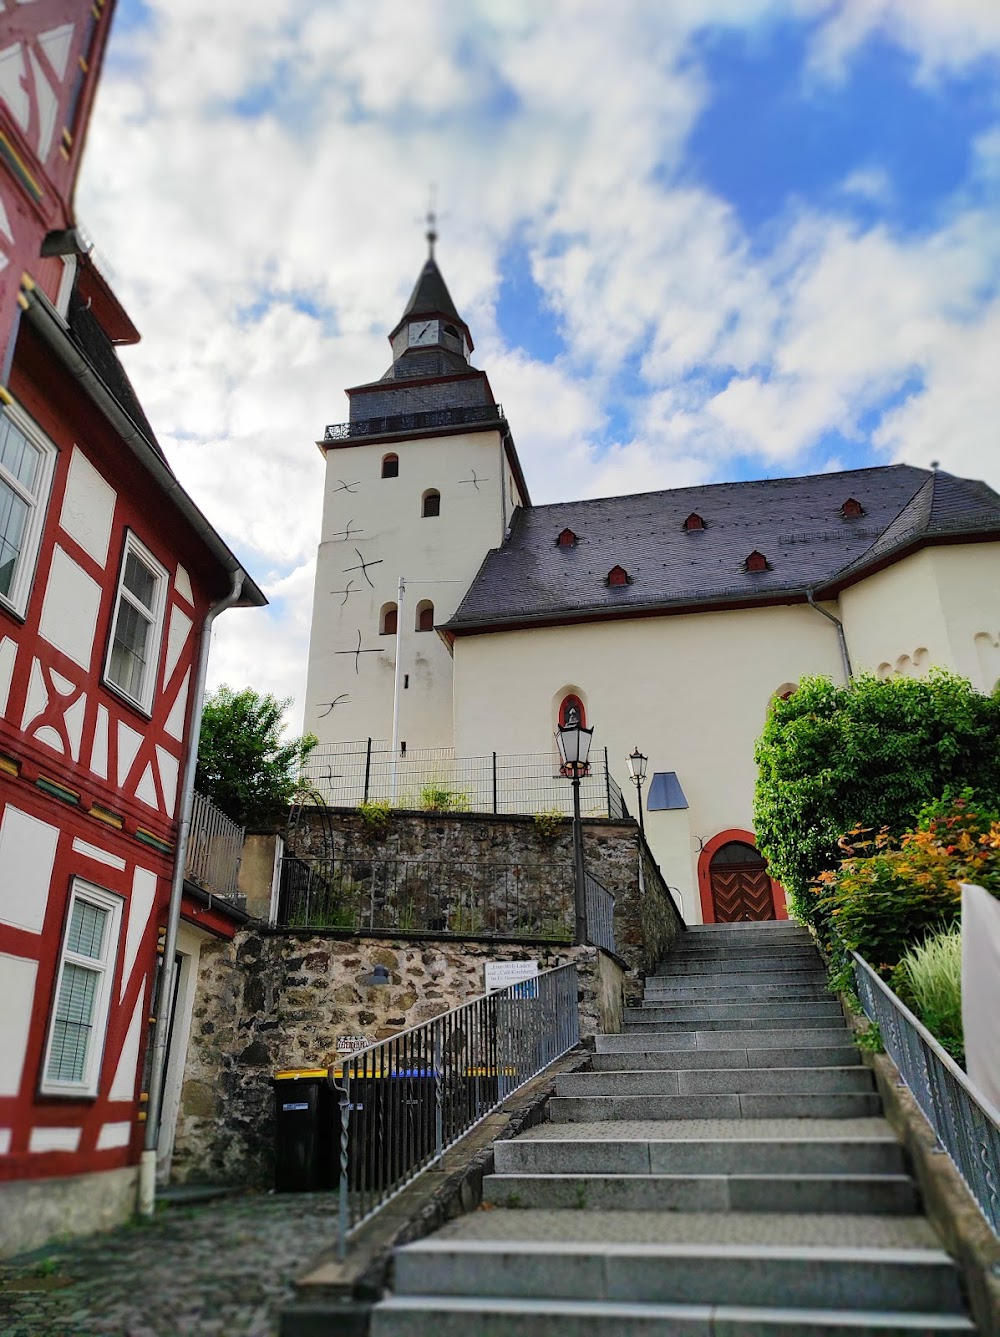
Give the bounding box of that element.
[459,468,489,491]
[344,548,383,588]
[317,694,350,717]
[332,479,360,494]
[330,579,358,606]
[331,519,363,541]
[335,629,385,675]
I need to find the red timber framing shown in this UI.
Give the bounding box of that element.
[696,828,788,925]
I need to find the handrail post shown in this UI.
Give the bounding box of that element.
[604,747,612,817]
[492,751,498,814]
[363,737,372,803]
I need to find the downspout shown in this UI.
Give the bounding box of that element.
[138,568,245,1216]
[806,588,853,682]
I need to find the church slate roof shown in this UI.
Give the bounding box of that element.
[445,464,1000,631]
[400,257,463,324]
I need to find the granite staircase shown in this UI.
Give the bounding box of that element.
[371,921,975,1335]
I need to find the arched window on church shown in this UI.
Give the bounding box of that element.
[381,453,399,478]
[558,694,586,728]
[422,489,440,518]
[415,600,434,632]
[380,603,398,635]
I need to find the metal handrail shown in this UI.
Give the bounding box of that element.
[852,951,1000,1236]
[333,961,580,1254]
[584,872,615,954]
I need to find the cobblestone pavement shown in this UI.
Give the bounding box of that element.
[0,1191,341,1337]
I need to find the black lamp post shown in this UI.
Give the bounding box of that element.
[556,720,595,945]
[627,746,648,838]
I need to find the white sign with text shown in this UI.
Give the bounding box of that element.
[484,960,539,993]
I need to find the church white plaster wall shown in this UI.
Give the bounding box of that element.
[58,446,116,568]
[451,602,843,918]
[840,544,1000,687]
[305,428,507,749]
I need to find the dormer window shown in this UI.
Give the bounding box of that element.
[841,497,865,518]
[683,513,705,531]
[744,551,769,573]
[557,528,577,547]
[607,565,630,587]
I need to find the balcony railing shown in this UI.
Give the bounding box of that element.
[324,402,504,441]
[184,791,244,899]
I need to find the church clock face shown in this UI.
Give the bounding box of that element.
[408,319,439,346]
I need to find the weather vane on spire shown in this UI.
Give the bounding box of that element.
[426,183,438,258]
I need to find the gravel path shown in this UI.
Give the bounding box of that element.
[0,1191,340,1337]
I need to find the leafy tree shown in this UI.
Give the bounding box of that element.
[753,670,1000,921]
[195,686,317,828]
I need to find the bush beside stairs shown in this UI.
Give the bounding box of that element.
[369,920,977,1335]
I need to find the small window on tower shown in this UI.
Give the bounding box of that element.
[683,513,705,531]
[422,489,440,518]
[607,565,630,586]
[557,528,577,547]
[380,603,398,635]
[559,694,586,728]
[443,324,460,339]
[382,453,399,479]
[415,600,434,632]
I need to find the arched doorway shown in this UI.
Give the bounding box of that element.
[697,829,787,923]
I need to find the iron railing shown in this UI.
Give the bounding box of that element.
[300,741,631,821]
[333,961,580,1253]
[585,871,616,954]
[184,791,244,898]
[276,854,574,941]
[324,402,505,441]
[853,952,1000,1236]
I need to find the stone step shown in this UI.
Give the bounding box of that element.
[664,946,821,964]
[483,1172,920,1215]
[596,1028,854,1052]
[591,1046,862,1071]
[643,984,832,1002]
[625,1001,843,1024]
[547,1092,883,1121]
[648,963,828,981]
[555,1067,874,1098]
[623,1016,850,1033]
[371,1294,976,1335]
[391,1230,964,1314]
[495,1135,906,1177]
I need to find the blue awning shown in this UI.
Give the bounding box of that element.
[647,771,688,811]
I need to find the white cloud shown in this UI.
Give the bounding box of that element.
[806,0,1000,81]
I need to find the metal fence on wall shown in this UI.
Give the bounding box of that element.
[299,741,631,821]
[333,961,580,1253]
[185,791,244,898]
[853,952,1000,1236]
[277,854,575,941]
[585,872,616,955]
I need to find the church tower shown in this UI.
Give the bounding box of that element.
[304,232,529,751]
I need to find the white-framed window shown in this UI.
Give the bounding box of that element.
[104,531,168,713]
[41,880,123,1097]
[0,404,58,618]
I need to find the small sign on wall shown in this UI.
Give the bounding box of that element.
[336,1035,372,1053]
[484,960,539,997]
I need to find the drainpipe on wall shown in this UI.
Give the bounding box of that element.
[806,588,853,682]
[138,568,245,1217]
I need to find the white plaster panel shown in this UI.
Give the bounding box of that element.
[34,725,64,753]
[96,1121,131,1151]
[135,762,158,810]
[117,722,143,786]
[109,988,144,1103]
[0,637,17,719]
[155,746,179,817]
[0,1128,10,1155]
[71,838,126,872]
[38,24,75,81]
[38,547,102,670]
[0,954,38,1096]
[29,1126,81,1154]
[21,657,48,731]
[91,704,109,779]
[120,868,157,1001]
[0,45,29,129]
[174,564,194,605]
[0,805,59,933]
[163,606,192,686]
[63,693,86,762]
[163,670,190,742]
[59,447,116,568]
[27,50,56,160]
[49,669,74,695]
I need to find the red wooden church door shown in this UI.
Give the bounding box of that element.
[709,841,775,922]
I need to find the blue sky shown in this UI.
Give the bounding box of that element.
[78,0,1000,718]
